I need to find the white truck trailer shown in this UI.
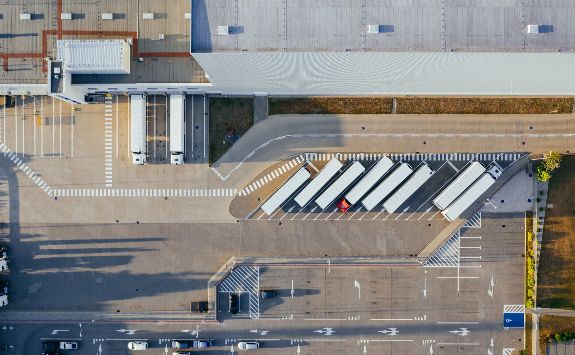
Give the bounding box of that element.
[315,161,365,210]
[433,162,485,210]
[361,163,413,211]
[169,94,186,165]
[130,94,147,165]
[344,157,394,205]
[442,166,502,221]
[294,158,343,207]
[383,164,434,213]
[261,167,311,215]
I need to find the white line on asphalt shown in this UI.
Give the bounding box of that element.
[51,96,55,157]
[446,160,458,172]
[203,95,206,159]
[461,236,482,239]
[436,276,479,279]
[59,100,62,156]
[14,96,18,155]
[33,96,36,156]
[369,339,414,342]
[372,207,385,220]
[460,246,481,249]
[70,103,74,158]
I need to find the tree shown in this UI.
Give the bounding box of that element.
[536,165,551,182]
[543,151,563,172]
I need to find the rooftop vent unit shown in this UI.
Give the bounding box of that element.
[143,13,154,20]
[101,13,114,20]
[20,13,31,20]
[367,25,380,34]
[217,26,230,35]
[60,12,72,20]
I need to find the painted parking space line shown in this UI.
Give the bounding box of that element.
[51,188,237,198]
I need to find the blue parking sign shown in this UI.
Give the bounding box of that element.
[503,312,525,328]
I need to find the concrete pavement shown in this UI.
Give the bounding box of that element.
[213,114,575,188]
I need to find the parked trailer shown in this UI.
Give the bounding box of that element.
[344,157,394,205]
[315,161,365,210]
[261,167,311,215]
[442,173,495,221]
[433,162,485,210]
[383,164,434,213]
[294,158,343,207]
[361,163,413,211]
[130,94,147,165]
[169,94,186,165]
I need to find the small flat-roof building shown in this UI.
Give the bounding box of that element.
[57,40,131,74]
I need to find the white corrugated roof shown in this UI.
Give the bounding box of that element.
[193,52,575,95]
[57,40,130,74]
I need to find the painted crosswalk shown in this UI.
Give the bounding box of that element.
[51,188,237,198]
[0,142,52,196]
[104,98,113,188]
[424,230,461,268]
[462,211,482,229]
[219,266,260,319]
[238,155,304,197]
[305,152,524,162]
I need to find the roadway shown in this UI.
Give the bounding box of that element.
[213,114,575,188]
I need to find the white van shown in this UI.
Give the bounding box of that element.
[128,341,148,351]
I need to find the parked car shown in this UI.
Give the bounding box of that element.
[171,340,190,349]
[192,339,213,348]
[0,245,6,259]
[59,341,78,350]
[0,259,7,272]
[0,293,7,307]
[238,341,260,350]
[127,341,148,351]
[190,300,209,313]
[229,293,239,314]
[260,290,277,299]
[0,278,7,294]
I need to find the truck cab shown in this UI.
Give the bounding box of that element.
[132,153,146,165]
[171,153,184,165]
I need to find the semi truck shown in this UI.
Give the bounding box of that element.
[261,167,311,215]
[383,163,434,213]
[130,94,147,165]
[433,162,485,210]
[315,161,365,210]
[169,94,186,165]
[361,163,413,211]
[294,158,343,208]
[340,157,394,211]
[442,165,502,221]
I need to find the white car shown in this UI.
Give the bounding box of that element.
[60,341,78,350]
[128,341,148,351]
[0,294,7,307]
[0,259,7,272]
[238,341,260,350]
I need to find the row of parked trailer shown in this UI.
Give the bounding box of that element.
[130,94,186,165]
[260,156,503,221]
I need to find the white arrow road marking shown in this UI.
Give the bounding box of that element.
[429,344,433,354]
[448,328,470,336]
[363,344,367,353]
[116,329,138,335]
[297,344,301,354]
[488,276,495,297]
[378,328,399,336]
[50,330,69,335]
[354,280,361,299]
[423,276,427,298]
[291,280,294,298]
[314,327,335,336]
[230,345,235,354]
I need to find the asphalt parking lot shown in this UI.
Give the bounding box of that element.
[247,152,524,223]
